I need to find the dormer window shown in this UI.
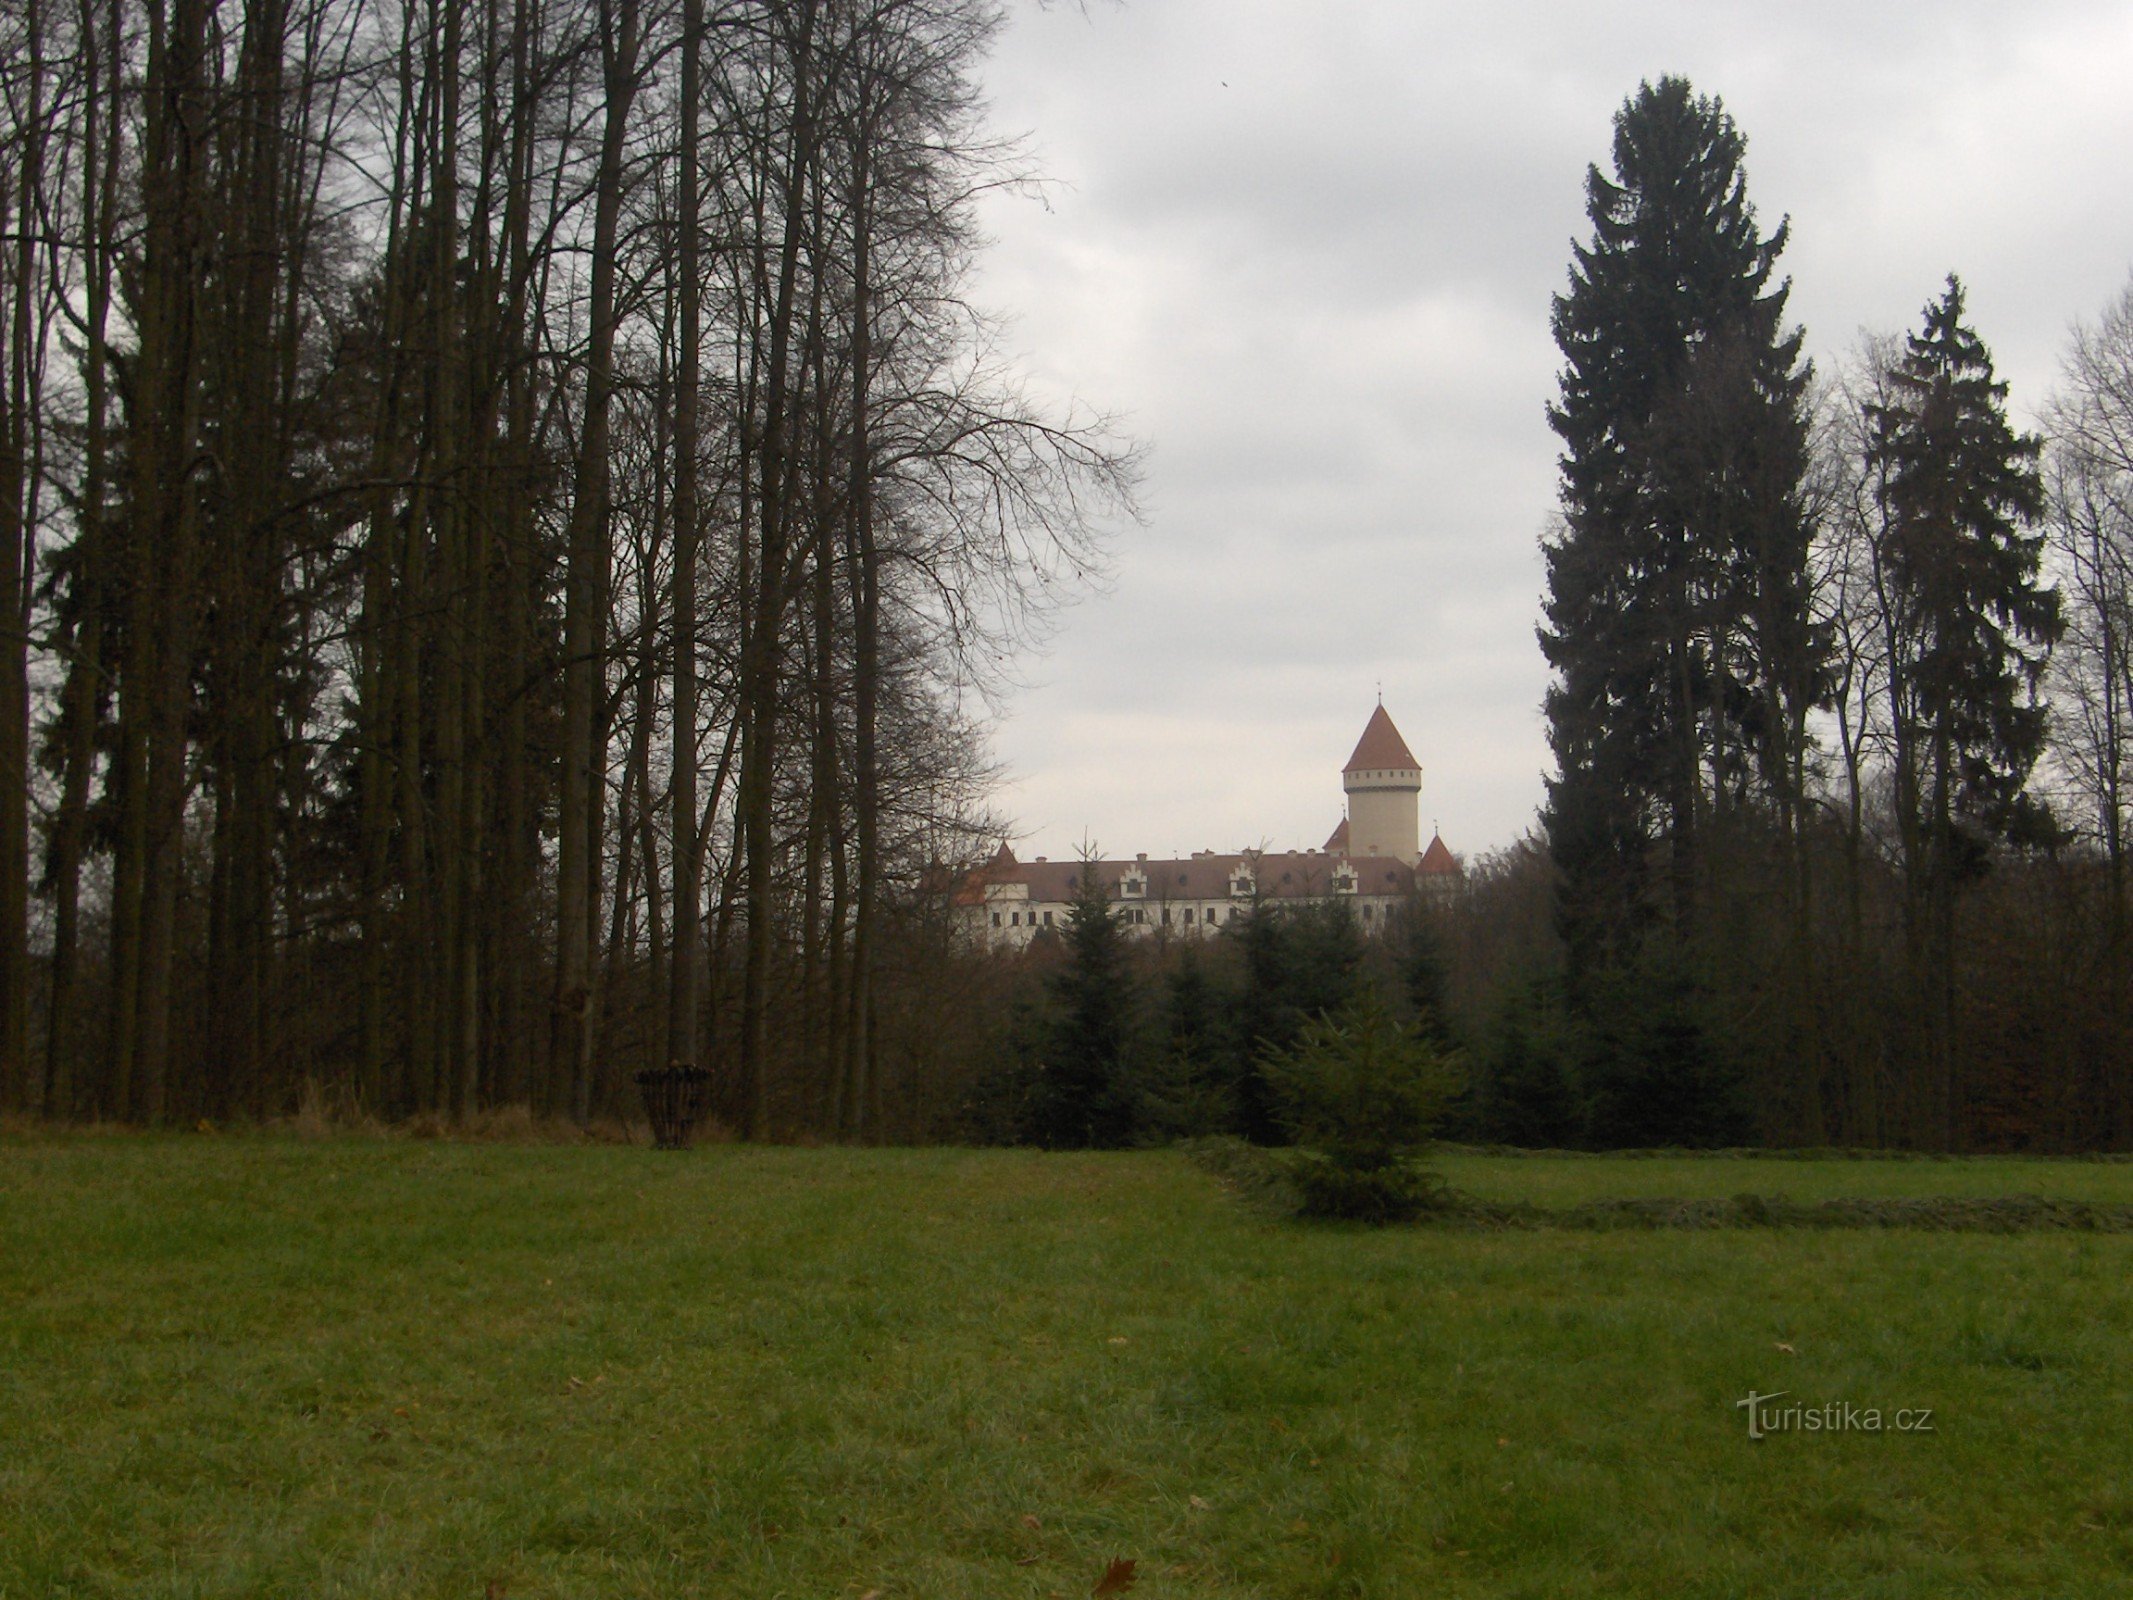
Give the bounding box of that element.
[1332,864,1358,895]
[1119,869,1147,899]
[1229,873,1253,898]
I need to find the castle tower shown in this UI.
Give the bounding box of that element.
[1341,702,1422,863]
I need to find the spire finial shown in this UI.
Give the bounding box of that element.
[1375,679,1382,706]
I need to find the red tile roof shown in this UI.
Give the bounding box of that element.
[1418,832,1459,875]
[1323,817,1350,852]
[1343,704,1420,774]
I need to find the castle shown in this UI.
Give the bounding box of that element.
[960,702,1459,946]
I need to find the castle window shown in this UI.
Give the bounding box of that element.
[1043,910,1053,926]
[1182,908,1194,924]
[1010,911,1020,926]
[1161,908,1171,925]
[991,912,1000,928]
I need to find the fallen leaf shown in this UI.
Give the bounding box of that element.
[1188,1495,1211,1512]
[1106,1336,1129,1346]
[1496,1437,1509,1448]
[484,1582,506,1600]
[1021,1513,1043,1530]
[1775,1341,1797,1355]
[1092,1556,1137,1597]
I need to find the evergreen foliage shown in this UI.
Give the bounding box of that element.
[1542,75,1818,952]
[1025,863,1139,1148]
[1229,898,1365,1142]
[1867,276,2061,870]
[1479,974,1583,1148]
[1539,74,1819,1150]
[1578,961,1749,1148]
[1260,994,1464,1222]
[1860,277,2061,1145]
[1136,949,1236,1140]
[1228,899,1292,1142]
[1396,907,1455,1045]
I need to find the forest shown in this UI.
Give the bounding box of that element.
[1,24,2128,1153]
[0,0,1135,1135]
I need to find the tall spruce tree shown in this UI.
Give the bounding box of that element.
[1869,276,2058,869]
[1028,863,1138,1149]
[1542,77,1816,962]
[1866,276,2059,1143]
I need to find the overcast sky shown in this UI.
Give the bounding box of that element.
[963,0,2133,865]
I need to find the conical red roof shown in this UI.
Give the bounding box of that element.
[1418,833,1458,875]
[1343,704,1419,774]
[1323,817,1350,853]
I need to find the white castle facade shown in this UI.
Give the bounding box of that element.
[958,703,1460,948]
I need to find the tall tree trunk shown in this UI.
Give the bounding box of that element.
[666,0,703,1078]
[44,0,120,1115]
[840,121,878,1140]
[554,0,640,1124]
[0,0,47,1111]
[113,0,215,1123]
[736,0,819,1140]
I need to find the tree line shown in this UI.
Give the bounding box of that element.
[1526,77,2133,1151]
[956,862,1459,1153]
[0,0,1134,1132]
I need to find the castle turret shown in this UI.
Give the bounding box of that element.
[1340,703,1422,863]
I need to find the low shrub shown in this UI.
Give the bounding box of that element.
[1258,995,1463,1222]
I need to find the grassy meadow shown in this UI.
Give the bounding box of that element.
[3,1135,2130,1599]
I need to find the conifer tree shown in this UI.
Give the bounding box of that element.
[1866,275,2059,1142]
[1542,76,1816,959]
[1028,862,1138,1149]
[1139,948,1234,1138]
[1869,276,2059,868]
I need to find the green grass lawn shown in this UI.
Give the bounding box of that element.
[1433,1150,2133,1205]
[4,1137,2130,1599]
